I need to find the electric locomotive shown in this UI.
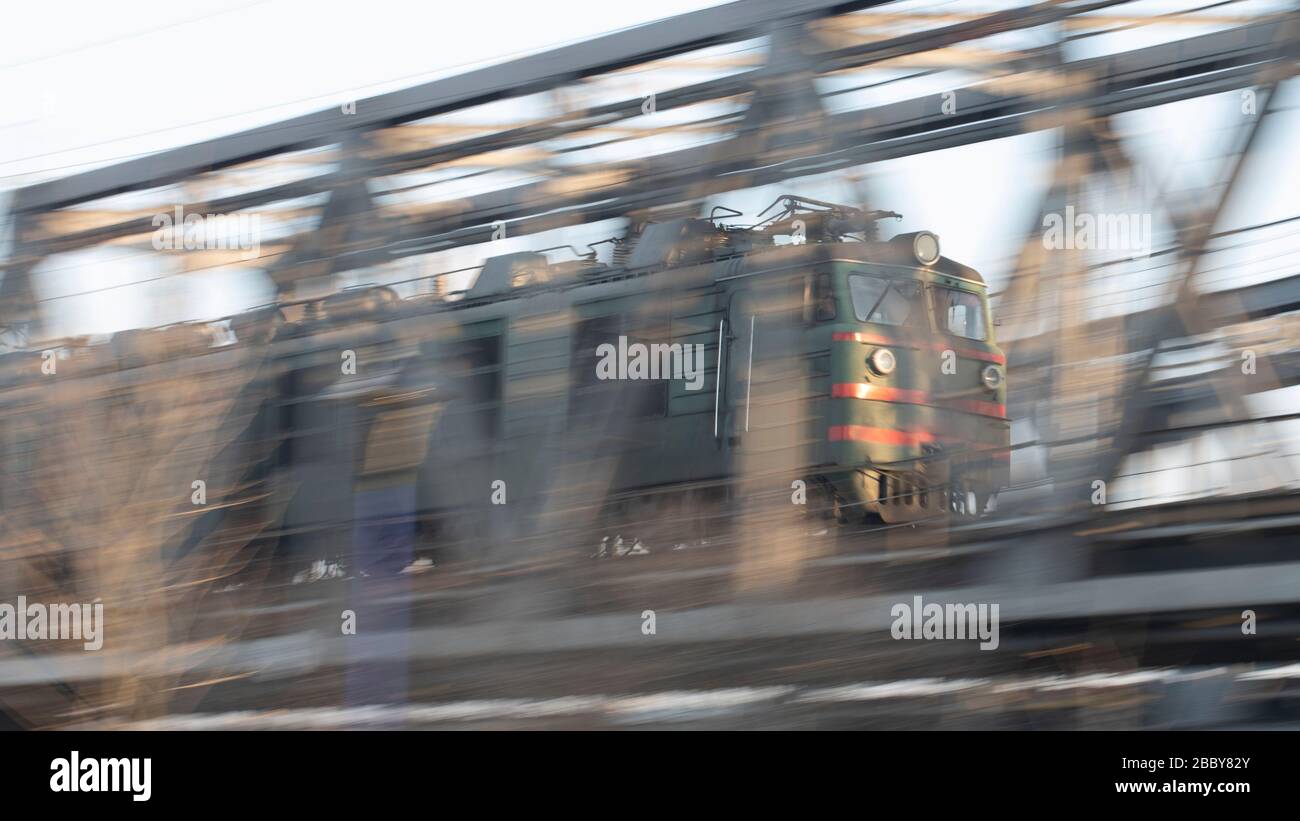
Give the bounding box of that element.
[0,194,1010,577]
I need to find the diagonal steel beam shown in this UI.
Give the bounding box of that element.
[1095,48,1296,487]
[10,0,898,214]
[17,13,1290,261]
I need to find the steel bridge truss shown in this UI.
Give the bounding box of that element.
[2,0,1299,504]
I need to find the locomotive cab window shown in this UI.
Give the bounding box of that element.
[931,286,987,340]
[806,271,836,321]
[849,273,920,326]
[802,271,837,322]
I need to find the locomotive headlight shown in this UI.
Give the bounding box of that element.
[869,347,897,375]
[912,231,941,266]
[981,364,1003,390]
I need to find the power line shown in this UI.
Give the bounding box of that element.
[0,0,273,72]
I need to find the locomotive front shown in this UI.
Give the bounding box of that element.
[819,232,1009,523]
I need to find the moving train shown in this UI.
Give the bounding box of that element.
[0,196,1009,572]
[274,195,1010,560]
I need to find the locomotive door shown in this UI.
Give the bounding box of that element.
[725,278,808,466]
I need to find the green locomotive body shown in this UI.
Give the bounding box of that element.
[0,196,1009,571]
[394,198,1009,535]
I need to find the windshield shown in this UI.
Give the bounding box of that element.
[849,274,920,326]
[932,286,987,340]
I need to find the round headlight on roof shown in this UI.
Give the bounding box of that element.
[913,231,941,266]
